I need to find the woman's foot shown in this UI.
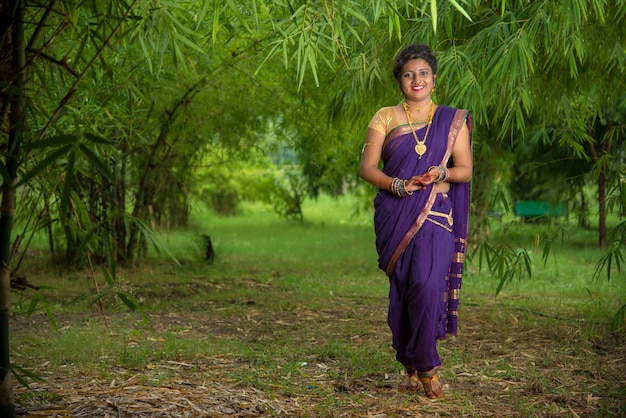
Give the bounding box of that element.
[398,373,420,392]
[419,373,444,399]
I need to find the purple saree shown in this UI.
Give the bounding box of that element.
[373,105,472,373]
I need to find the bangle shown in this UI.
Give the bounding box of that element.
[392,178,400,196]
[403,180,413,195]
[429,166,442,183]
[391,177,410,197]
[430,165,448,183]
[433,166,444,183]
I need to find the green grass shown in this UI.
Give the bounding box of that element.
[462,213,625,325]
[10,193,626,416]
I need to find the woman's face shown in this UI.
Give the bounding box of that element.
[399,58,435,103]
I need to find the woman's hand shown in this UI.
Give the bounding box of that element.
[422,167,441,184]
[407,168,439,191]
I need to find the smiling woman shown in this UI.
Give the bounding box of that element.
[359,43,473,399]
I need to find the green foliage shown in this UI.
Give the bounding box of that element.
[267,164,306,221]
[255,1,470,87]
[6,0,624,269]
[594,220,625,283]
[474,241,532,296]
[10,364,44,389]
[192,136,306,220]
[99,267,143,314]
[473,221,567,293]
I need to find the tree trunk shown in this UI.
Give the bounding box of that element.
[597,121,614,249]
[598,166,607,248]
[588,123,612,249]
[0,188,16,418]
[0,0,24,415]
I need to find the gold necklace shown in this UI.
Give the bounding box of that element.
[403,101,435,159]
[403,99,432,113]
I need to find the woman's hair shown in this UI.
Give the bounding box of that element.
[392,44,437,82]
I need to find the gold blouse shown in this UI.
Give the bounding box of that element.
[368,106,404,135]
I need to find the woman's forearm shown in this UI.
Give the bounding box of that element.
[360,165,392,190]
[448,165,472,183]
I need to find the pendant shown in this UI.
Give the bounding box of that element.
[414,142,427,157]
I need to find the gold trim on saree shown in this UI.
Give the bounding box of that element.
[425,217,452,232]
[425,207,453,232]
[429,209,453,225]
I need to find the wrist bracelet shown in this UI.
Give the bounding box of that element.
[403,180,413,195]
[429,165,449,183]
[391,177,411,197]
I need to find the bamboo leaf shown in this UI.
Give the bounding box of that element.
[447,0,472,21]
[341,3,370,26]
[16,145,72,188]
[116,291,140,311]
[495,270,513,296]
[306,46,320,87]
[521,249,532,278]
[476,242,486,273]
[11,363,45,388]
[541,241,551,268]
[77,143,115,183]
[430,0,437,33]
[102,264,116,288]
[84,133,115,146]
[343,20,364,45]
[195,0,212,31]
[212,0,221,42]
[88,291,109,307]
[393,12,402,40]
[25,295,41,319]
[59,150,76,223]
[224,0,252,33]
[131,216,180,265]
[22,288,57,332]
[171,25,206,55]
[25,134,79,150]
[72,224,99,263]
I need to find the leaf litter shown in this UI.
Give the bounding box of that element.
[12,297,626,417]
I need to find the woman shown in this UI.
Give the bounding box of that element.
[359,44,472,399]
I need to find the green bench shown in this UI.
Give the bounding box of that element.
[514,200,568,219]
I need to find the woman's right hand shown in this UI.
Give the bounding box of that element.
[408,171,438,191]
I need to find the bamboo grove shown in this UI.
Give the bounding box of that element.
[1,0,625,415]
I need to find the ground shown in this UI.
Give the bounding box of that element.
[11,296,626,417]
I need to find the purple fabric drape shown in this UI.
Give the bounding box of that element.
[373,105,472,371]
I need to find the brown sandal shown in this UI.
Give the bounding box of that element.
[398,373,420,392]
[419,373,444,399]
